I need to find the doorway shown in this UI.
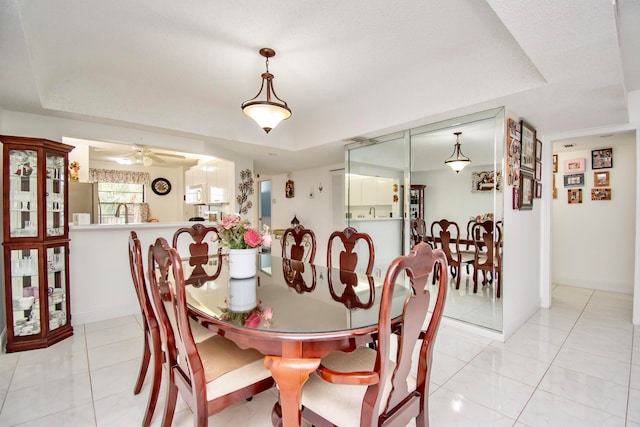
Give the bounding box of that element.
[259,179,272,272]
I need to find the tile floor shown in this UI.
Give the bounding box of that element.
[0,284,638,426]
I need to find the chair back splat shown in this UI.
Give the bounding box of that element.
[281,224,317,263]
[172,223,223,287]
[299,242,448,427]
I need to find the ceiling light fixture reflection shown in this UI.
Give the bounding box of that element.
[241,48,291,134]
[444,131,471,173]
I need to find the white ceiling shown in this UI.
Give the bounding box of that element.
[1,0,638,174]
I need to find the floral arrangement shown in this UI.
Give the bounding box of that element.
[69,161,80,182]
[470,212,494,223]
[219,301,273,328]
[218,213,272,250]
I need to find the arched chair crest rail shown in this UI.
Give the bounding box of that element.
[172,223,223,287]
[128,231,163,427]
[471,220,502,298]
[147,237,274,427]
[430,219,474,289]
[281,224,317,263]
[293,242,449,427]
[410,218,427,248]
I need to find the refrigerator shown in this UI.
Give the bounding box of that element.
[68,182,99,224]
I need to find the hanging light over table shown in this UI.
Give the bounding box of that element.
[444,131,471,173]
[241,48,292,133]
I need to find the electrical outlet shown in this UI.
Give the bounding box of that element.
[374,268,382,278]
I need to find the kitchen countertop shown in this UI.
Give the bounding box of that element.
[348,217,402,221]
[69,221,217,231]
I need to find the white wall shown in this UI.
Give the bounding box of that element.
[414,164,499,233]
[268,164,344,266]
[552,137,636,293]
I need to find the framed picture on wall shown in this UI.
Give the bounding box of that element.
[594,171,610,187]
[592,148,613,169]
[568,188,582,204]
[520,120,536,172]
[553,154,558,173]
[535,161,542,180]
[563,173,584,187]
[563,158,585,173]
[512,187,520,210]
[591,188,611,201]
[535,181,542,198]
[519,171,534,210]
[536,139,542,161]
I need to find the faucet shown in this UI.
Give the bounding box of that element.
[115,203,128,224]
[368,207,376,218]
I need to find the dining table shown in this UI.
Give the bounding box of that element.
[184,254,412,427]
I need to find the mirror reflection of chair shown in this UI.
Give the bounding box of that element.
[172,223,223,287]
[430,219,474,289]
[472,220,502,298]
[281,224,317,263]
[128,231,162,427]
[410,218,427,248]
[282,258,317,294]
[296,243,449,427]
[147,238,275,427]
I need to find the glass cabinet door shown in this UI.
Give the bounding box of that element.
[46,153,65,237]
[8,149,38,238]
[46,246,67,331]
[10,248,41,337]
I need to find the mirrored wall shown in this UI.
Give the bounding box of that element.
[346,107,505,332]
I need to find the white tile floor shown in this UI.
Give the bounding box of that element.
[0,284,638,426]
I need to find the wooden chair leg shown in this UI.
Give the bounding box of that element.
[161,373,178,427]
[142,342,163,427]
[496,273,501,299]
[473,268,479,293]
[134,329,151,394]
[455,265,461,289]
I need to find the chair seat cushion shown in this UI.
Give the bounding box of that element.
[196,336,272,400]
[301,346,415,427]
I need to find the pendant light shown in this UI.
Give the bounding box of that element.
[444,131,471,173]
[241,48,292,133]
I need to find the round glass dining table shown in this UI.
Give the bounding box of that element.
[185,254,411,427]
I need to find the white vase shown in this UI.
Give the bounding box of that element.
[228,276,257,312]
[228,248,258,279]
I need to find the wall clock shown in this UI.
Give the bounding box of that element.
[151,177,172,195]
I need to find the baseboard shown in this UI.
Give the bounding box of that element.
[441,316,505,342]
[71,303,139,326]
[552,278,633,295]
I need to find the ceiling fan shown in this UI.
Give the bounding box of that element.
[95,145,186,166]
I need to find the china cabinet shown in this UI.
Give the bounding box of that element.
[409,185,425,219]
[2,135,74,352]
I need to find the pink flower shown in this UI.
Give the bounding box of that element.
[262,233,272,248]
[221,214,240,230]
[244,313,261,328]
[244,228,262,247]
[262,307,273,321]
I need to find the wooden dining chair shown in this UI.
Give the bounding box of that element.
[128,231,163,427]
[281,224,317,263]
[471,220,502,298]
[172,223,223,287]
[282,258,317,294]
[147,237,275,427]
[430,219,474,289]
[293,242,449,427]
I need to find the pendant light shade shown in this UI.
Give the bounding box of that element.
[241,48,291,133]
[444,131,471,173]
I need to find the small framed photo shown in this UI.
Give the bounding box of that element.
[519,171,534,210]
[512,187,520,210]
[592,148,613,169]
[534,181,542,198]
[553,154,558,173]
[593,171,610,187]
[591,188,611,201]
[563,173,584,187]
[520,120,536,172]
[535,161,542,180]
[568,188,582,204]
[563,158,585,173]
[535,140,542,161]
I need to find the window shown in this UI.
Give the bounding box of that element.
[98,182,144,224]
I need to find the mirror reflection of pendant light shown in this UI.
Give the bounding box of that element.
[241,48,292,134]
[444,131,471,173]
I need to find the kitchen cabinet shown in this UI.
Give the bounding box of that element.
[1,135,74,352]
[347,175,395,207]
[185,159,234,205]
